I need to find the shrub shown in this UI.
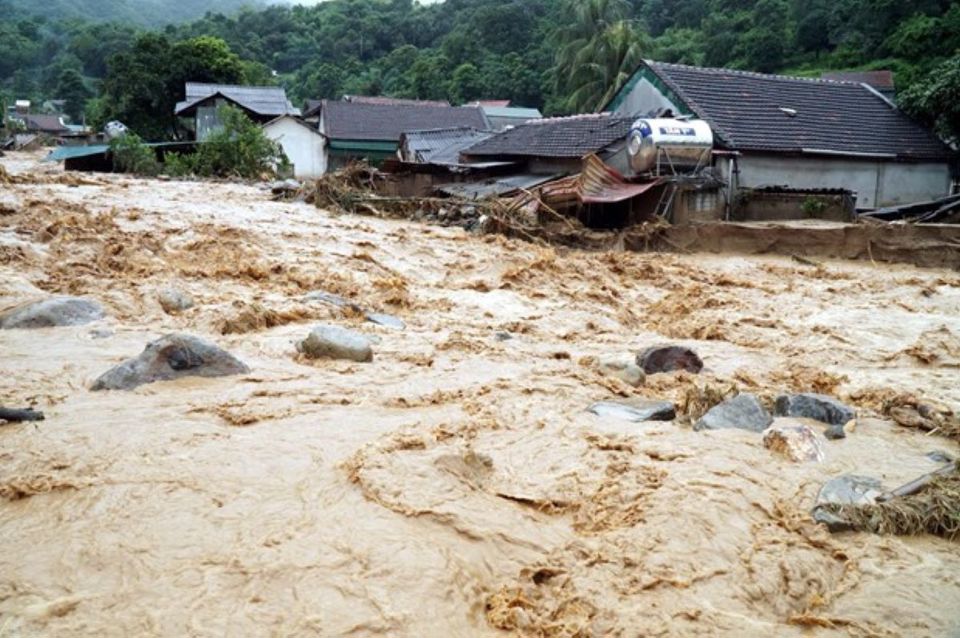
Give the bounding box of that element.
[110,133,161,176]
[165,104,284,179]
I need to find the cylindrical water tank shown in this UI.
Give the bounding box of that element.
[627,118,713,173]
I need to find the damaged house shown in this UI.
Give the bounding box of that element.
[605,61,957,210]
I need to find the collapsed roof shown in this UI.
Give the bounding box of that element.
[462,114,634,159]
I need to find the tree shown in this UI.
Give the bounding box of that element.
[448,63,484,105]
[899,54,960,145]
[552,0,647,112]
[55,69,92,121]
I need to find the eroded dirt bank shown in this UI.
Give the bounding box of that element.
[1,153,959,637]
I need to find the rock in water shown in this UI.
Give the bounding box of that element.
[91,334,249,391]
[0,296,104,329]
[811,475,885,531]
[774,393,855,426]
[158,287,194,314]
[365,312,405,330]
[297,325,373,362]
[303,291,362,313]
[824,424,847,440]
[599,358,646,387]
[588,400,676,422]
[762,420,826,462]
[637,345,703,375]
[694,393,772,432]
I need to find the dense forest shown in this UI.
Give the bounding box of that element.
[2,0,267,27]
[1,0,958,143]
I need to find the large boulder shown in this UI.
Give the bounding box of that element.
[599,358,646,387]
[0,296,104,329]
[637,345,703,375]
[762,419,826,462]
[774,393,855,427]
[588,400,676,422]
[297,325,373,362]
[91,334,249,391]
[694,393,772,432]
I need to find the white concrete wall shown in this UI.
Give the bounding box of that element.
[721,154,952,209]
[264,118,326,179]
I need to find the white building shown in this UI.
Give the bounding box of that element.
[262,115,326,179]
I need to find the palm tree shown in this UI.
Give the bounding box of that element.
[552,0,647,113]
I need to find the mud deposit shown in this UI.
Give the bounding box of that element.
[2,153,960,637]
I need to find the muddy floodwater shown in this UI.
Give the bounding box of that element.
[2,153,959,637]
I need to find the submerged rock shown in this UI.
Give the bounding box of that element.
[824,424,847,440]
[303,290,364,313]
[694,393,772,432]
[774,393,855,427]
[637,345,703,375]
[365,312,405,330]
[588,400,675,422]
[763,419,826,462]
[157,287,194,314]
[926,450,955,464]
[0,296,104,329]
[297,325,373,362]
[599,358,646,387]
[811,474,885,531]
[91,334,249,391]
[494,331,514,342]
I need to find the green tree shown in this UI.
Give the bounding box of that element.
[448,63,484,104]
[899,54,960,145]
[55,68,92,121]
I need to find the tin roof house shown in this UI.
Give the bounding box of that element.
[604,61,956,209]
[175,83,300,141]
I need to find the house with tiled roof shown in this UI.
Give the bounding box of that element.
[605,60,956,209]
[316,99,489,172]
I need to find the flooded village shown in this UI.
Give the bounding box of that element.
[2,0,960,636]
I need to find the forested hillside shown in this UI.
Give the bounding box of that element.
[2,0,958,143]
[0,0,266,27]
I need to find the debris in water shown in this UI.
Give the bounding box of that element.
[0,407,45,423]
[693,393,772,432]
[637,345,704,375]
[0,296,105,329]
[588,400,676,422]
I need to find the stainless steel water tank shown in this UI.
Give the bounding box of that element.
[627,118,713,173]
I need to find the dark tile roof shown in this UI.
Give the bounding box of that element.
[343,95,451,107]
[463,114,634,159]
[646,61,952,160]
[321,100,489,142]
[175,83,299,117]
[821,70,895,90]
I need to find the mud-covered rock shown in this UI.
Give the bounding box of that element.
[365,312,405,330]
[637,345,703,375]
[0,296,104,329]
[811,474,885,531]
[297,325,373,362]
[599,358,645,387]
[158,287,194,314]
[762,419,826,462]
[774,393,855,427]
[694,393,772,432]
[91,334,249,391]
[588,400,675,422]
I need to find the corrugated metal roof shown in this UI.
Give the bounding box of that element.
[577,154,662,203]
[175,83,299,117]
[399,127,494,165]
[437,173,560,200]
[463,114,634,159]
[641,61,952,160]
[321,100,490,142]
[481,106,543,119]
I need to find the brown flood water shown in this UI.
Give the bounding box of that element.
[1,152,959,637]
